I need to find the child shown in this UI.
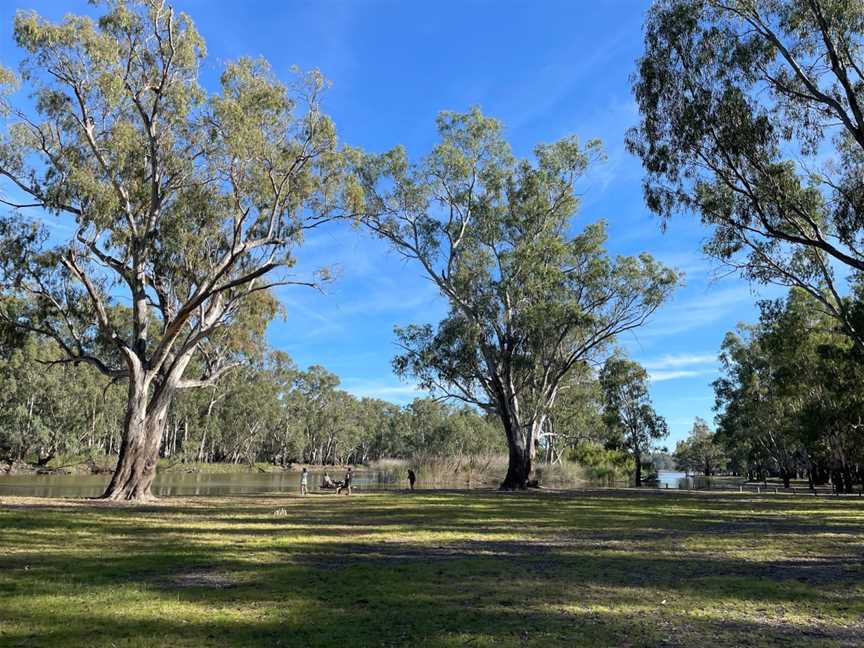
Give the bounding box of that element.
[300,467,308,496]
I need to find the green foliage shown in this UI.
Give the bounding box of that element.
[0,0,357,497]
[567,441,634,483]
[0,336,124,464]
[0,332,504,469]
[541,366,604,464]
[400,398,504,460]
[628,0,864,344]
[674,417,727,476]
[714,288,864,490]
[650,448,676,472]
[356,108,678,485]
[599,354,668,484]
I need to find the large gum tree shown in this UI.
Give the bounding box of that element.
[355,109,679,489]
[0,1,350,500]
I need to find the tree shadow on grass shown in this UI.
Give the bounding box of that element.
[2,552,861,648]
[1,491,863,647]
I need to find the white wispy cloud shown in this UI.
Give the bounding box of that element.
[639,350,720,382]
[650,251,715,281]
[648,368,717,383]
[334,278,441,317]
[642,352,718,370]
[502,25,635,135]
[341,379,425,402]
[277,292,345,338]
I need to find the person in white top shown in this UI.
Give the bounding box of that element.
[299,467,308,496]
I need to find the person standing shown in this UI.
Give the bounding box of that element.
[337,467,353,495]
[408,469,416,491]
[299,467,308,496]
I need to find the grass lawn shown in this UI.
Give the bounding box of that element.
[0,489,862,647]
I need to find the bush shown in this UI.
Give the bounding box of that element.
[567,441,634,484]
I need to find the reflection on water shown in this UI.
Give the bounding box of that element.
[656,470,716,490]
[0,470,405,499]
[0,468,714,498]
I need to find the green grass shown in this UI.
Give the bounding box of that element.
[1,489,862,647]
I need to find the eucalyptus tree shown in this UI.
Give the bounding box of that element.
[286,365,365,465]
[714,328,805,487]
[0,331,127,465]
[674,417,727,476]
[715,289,864,489]
[628,0,864,345]
[543,366,604,465]
[398,398,502,464]
[0,1,350,499]
[0,336,75,464]
[206,363,283,465]
[355,109,678,489]
[353,397,401,465]
[599,355,668,486]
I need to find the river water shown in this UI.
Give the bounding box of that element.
[0,469,405,498]
[655,470,718,490]
[0,468,698,498]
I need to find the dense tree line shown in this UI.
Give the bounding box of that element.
[1,327,670,489]
[0,335,503,469]
[0,1,674,498]
[713,289,863,491]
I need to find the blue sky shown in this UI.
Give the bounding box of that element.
[0,0,785,447]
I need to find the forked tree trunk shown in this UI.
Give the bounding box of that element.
[102,377,174,501]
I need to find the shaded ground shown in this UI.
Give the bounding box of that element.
[0,489,862,647]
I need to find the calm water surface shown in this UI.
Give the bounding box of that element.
[0,469,404,498]
[656,470,721,489]
[0,468,704,498]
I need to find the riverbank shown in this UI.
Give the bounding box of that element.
[1,490,862,647]
[0,459,602,497]
[1,457,302,476]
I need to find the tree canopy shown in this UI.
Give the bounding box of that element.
[674,417,727,476]
[628,0,864,345]
[354,108,678,488]
[599,354,669,486]
[714,288,864,490]
[0,0,354,499]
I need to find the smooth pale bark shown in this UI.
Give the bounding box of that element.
[102,374,173,501]
[102,354,192,501]
[102,411,167,501]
